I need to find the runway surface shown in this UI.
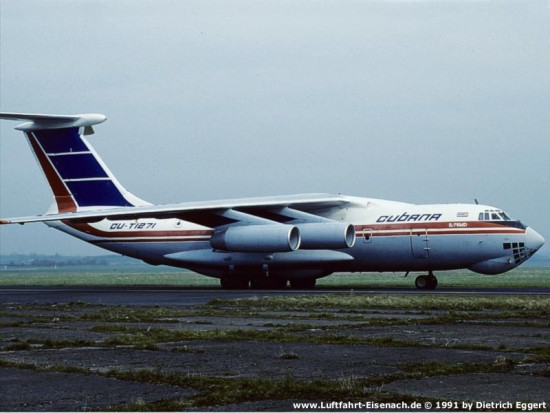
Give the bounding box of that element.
[1,285,549,306]
[2,285,549,410]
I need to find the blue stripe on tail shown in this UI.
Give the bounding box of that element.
[33,127,134,208]
[65,180,133,207]
[50,153,109,180]
[33,128,88,153]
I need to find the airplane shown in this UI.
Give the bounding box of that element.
[0,112,545,289]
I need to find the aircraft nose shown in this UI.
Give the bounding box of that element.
[525,227,545,253]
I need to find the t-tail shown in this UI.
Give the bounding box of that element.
[0,113,150,213]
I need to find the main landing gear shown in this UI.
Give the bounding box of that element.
[219,275,317,290]
[220,275,289,290]
[220,275,249,290]
[414,271,438,290]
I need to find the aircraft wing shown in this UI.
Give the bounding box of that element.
[0,193,351,226]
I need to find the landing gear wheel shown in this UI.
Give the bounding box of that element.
[427,275,438,289]
[415,273,438,290]
[250,278,266,289]
[220,276,249,290]
[268,278,288,289]
[289,278,317,289]
[415,275,428,289]
[250,277,287,290]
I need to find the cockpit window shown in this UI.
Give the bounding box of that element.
[500,212,512,221]
[479,209,513,222]
[478,209,525,229]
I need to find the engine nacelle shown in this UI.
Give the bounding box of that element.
[297,222,356,249]
[210,225,301,252]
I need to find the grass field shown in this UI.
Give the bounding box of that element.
[1,265,549,411]
[0,265,549,288]
[2,281,549,410]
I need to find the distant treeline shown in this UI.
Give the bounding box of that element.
[0,254,140,268]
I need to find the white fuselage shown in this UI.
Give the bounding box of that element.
[48,196,542,280]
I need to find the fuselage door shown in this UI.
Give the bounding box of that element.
[410,228,430,258]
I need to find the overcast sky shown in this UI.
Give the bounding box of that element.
[1,0,549,256]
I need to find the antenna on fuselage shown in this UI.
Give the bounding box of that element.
[474,198,479,205]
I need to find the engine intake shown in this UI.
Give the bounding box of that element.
[210,225,301,252]
[297,222,356,249]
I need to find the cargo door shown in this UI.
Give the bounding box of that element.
[410,228,430,258]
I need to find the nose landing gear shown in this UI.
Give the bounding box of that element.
[415,271,438,290]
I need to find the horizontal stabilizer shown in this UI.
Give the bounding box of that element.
[0,112,106,134]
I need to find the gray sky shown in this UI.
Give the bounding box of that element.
[1,0,549,256]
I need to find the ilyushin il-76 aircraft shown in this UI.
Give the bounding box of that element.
[0,113,545,289]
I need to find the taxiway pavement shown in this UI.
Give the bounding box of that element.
[1,285,549,306]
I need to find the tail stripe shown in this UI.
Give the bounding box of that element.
[28,127,134,210]
[49,153,109,180]
[65,180,133,207]
[26,132,78,213]
[32,128,88,153]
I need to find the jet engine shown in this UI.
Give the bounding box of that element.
[210,224,301,252]
[297,222,356,249]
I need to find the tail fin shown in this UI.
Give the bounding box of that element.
[0,113,150,213]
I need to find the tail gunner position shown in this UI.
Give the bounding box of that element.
[0,113,544,289]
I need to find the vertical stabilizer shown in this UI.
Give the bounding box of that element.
[0,113,150,212]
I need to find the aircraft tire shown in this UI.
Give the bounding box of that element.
[250,278,265,289]
[415,274,438,290]
[427,275,438,289]
[250,277,287,290]
[268,278,288,289]
[415,275,428,289]
[220,276,249,290]
[289,278,317,289]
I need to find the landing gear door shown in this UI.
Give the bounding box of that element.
[410,228,430,258]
